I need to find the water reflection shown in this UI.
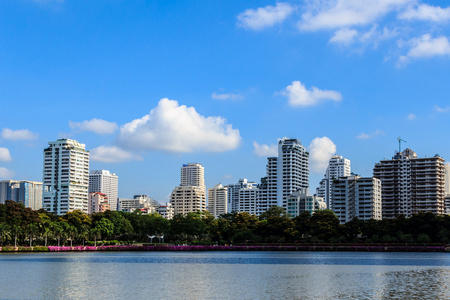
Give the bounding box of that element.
[0,252,450,299]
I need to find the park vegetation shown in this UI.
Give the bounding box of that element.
[1,200,450,247]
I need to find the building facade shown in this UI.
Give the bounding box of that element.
[88,192,109,214]
[42,139,90,215]
[89,170,118,211]
[316,155,351,209]
[373,149,445,218]
[331,176,382,224]
[0,180,43,210]
[225,178,258,213]
[118,195,158,213]
[286,188,326,218]
[157,203,174,220]
[208,184,228,217]
[258,138,309,214]
[170,163,207,216]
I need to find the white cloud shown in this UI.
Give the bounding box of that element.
[308,137,337,173]
[90,146,141,163]
[280,81,342,107]
[299,0,412,31]
[435,105,450,113]
[253,141,278,157]
[399,34,450,63]
[399,4,450,22]
[69,118,119,135]
[2,128,38,141]
[329,28,358,44]
[237,2,295,31]
[211,92,243,101]
[117,98,241,153]
[357,129,385,139]
[0,147,12,162]
[407,113,416,120]
[0,167,14,179]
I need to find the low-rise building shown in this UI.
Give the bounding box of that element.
[286,188,326,217]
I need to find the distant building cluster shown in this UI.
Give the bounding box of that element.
[0,137,449,223]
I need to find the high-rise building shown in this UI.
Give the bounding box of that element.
[373,149,445,218]
[258,138,309,213]
[286,188,326,217]
[225,178,258,213]
[0,180,43,210]
[42,139,90,215]
[331,175,382,223]
[88,192,109,214]
[170,163,207,216]
[316,155,351,209]
[89,170,118,211]
[208,184,228,218]
[445,163,450,196]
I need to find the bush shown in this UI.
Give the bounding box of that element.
[34,246,49,252]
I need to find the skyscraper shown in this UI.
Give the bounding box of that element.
[170,163,207,216]
[258,138,309,214]
[89,170,118,211]
[0,180,42,210]
[208,184,228,217]
[316,155,351,209]
[373,148,445,218]
[225,178,258,213]
[42,139,90,215]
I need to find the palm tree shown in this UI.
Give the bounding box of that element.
[10,225,21,248]
[51,222,64,247]
[67,225,78,247]
[0,223,11,246]
[90,227,101,247]
[26,222,40,248]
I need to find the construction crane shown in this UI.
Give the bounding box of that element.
[397,136,407,153]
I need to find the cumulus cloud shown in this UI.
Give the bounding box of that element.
[90,146,141,163]
[0,167,14,179]
[280,81,342,107]
[357,129,385,139]
[117,98,241,153]
[237,2,295,30]
[399,4,450,22]
[298,0,412,31]
[308,137,337,173]
[0,147,12,162]
[211,92,243,101]
[399,34,450,63]
[435,105,450,113]
[253,141,278,157]
[329,28,358,45]
[2,128,38,141]
[69,118,119,135]
[407,113,416,120]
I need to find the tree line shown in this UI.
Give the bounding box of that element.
[1,200,450,247]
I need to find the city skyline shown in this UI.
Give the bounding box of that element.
[1,0,450,202]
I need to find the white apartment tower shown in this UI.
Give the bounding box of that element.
[208,184,228,218]
[286,188,326,218]
[170,163,207,216]
[89,170,118,211]
[373,149,445,218]
[42,139,90,215]
[316,155,351,209]
[331,176,382,224]
[226,178,258,213]
[258,138,309,214]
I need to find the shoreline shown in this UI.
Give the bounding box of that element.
[1,245,449,253]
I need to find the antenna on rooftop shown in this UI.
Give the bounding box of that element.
[397,136,407,153]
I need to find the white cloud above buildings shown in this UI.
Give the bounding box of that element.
[237,2,295,31]
[69,118,119,135]
[435,105,450,113]
[1,128,39,141]
[407,113,416,120]
[398,34,450,64]
[90,146,142,163]
[117,98,241,153]
[0,147,12,162]
[211,92,243,101]
[253,141,278,157]
[238,1,450,64]
[280,81,342,107]
[0,167,14,179]
[307,137,337,173]
[357,129,385,139]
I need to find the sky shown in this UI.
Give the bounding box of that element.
[1,0,450,203]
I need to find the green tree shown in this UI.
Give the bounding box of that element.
[309,210,340,242]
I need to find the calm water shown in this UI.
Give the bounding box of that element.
[1,251,450,299]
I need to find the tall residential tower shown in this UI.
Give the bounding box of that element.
[89,170,118,211]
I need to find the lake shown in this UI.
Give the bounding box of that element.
[1,251,449,299]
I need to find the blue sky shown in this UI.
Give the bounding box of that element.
[1,0,450,202]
